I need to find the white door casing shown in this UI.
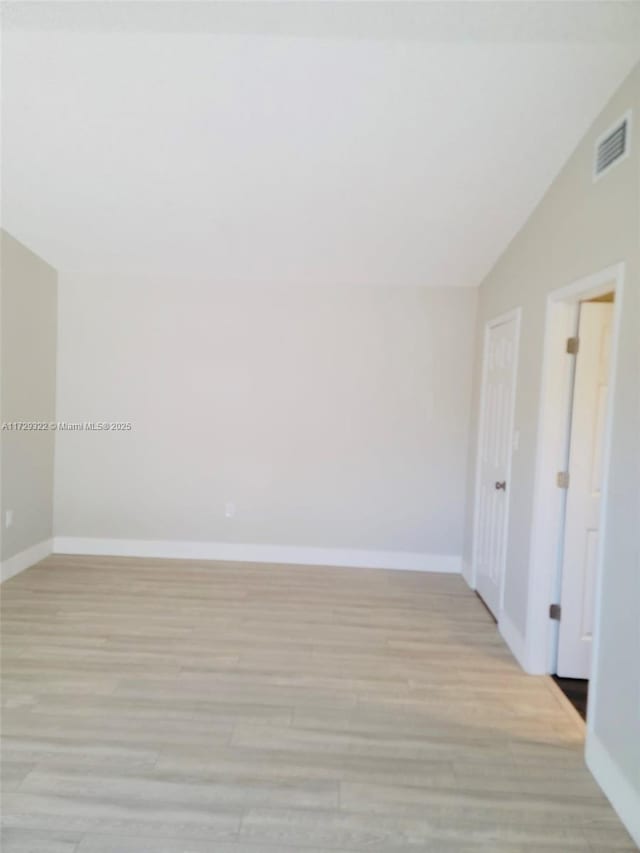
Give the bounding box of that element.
[474,310,520,619]
[557,301,614,679]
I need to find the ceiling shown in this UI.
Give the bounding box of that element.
[2,2,639,287]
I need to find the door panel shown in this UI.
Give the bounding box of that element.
[475,314,519,618]
[557,302,613,679]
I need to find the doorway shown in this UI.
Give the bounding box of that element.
[557,294,614,677]
[472,308,521,620]
[525,263,624,731]
[553,293,614,717]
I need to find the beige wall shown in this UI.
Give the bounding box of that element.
[464,64,639,831]
[54,281,477,565]
[1,230,58,566]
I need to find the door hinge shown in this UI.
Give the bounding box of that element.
[566,336,580,355]
[556,471,570,489]
[549,603,562,621]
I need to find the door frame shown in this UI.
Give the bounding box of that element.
[525,262,625,686]
[470,306,522,618]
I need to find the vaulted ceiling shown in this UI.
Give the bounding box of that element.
[2,2,639,287]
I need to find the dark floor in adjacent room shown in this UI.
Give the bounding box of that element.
[553,676,589,720]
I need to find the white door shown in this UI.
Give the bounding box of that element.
[557,302,613,679]
[475,313,520,618]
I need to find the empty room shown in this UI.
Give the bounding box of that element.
[1,2,639,851]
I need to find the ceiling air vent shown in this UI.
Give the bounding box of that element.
[594,111,631,180]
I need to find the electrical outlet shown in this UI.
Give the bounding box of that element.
[224,501,236,519]
[5,509,14,528]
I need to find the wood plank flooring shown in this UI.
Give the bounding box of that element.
[1,554,636,852]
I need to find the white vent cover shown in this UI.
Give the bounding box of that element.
[594,111,631,180]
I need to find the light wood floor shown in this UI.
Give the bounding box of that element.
[1,555,635,852]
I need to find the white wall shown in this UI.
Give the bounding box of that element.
[54,281,476,568]
[0,230,58,579]
[464,63,640,840]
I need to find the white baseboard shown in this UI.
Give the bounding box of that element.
[52,537,461,574]
[586,731,640,847]
[461,556,474,588]
[498,608,530,672]
[1,539,53,582]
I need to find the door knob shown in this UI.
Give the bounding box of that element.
[495,481,507,491]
